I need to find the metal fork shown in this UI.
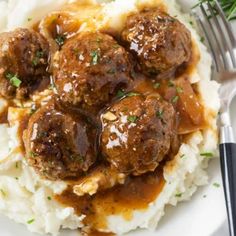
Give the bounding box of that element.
[192,1,236,236]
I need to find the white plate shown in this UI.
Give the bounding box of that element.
[0,0,235,235]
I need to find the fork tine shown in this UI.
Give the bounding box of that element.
[200,3,226,71]
[207,1,236,69]
[193,12,220,71]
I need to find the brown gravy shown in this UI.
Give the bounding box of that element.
[56,168,164,232]
[4,2,211,235]
[0,106,8,124]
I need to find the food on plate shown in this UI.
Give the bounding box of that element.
[53,31,133,110]
[121,8,192,77]
[0,28,49,99]
[0,0,219,235]
[23,97,97,180]
[101,93,177,175]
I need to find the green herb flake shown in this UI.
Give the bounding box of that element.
[126,92,141,97]
[47,196,52,200]
[213,183,220,188]
[153,83,160,89]
[15,162,19,169]
[90,50,99,65]
[180,154,185,159]
[55,34,66,47]
[168,80,175,87]
[127,115,138,123]
[27,17,32,22]
[5,73,22,88]
[175,193,182,198]
[30,151,37,158]
[27,219,35,224]
[0,189,6,197]
[176,86,183,93]
[200,36,205,43]
[32,58,39,66]
[117,90,125,98]
[15,177,19,180]
[189,20,193,25]
[156,109,164,119]
[171,95,179,103]
[200,152,213,158]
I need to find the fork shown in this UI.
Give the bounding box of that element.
[192,1,236,236]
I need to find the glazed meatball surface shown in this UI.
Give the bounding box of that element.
[0,28,49,99]
[53,32,133,110]
[100,94,176,175]
[121,9,191,77]
[23,98,97,180]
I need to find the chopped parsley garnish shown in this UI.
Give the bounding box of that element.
[200,36,205,43]
[171,95,179,103]
[153,83,160,89]
[213,183,220,188]
[27,219,35,224]
[90,50,99,65]
[176,86,183,93]
[168,80,175,87]
[5,72,22,88]
[15,177,19,180]
[36,50,44,58]
[116,91,140,98]
[200,152,213,158]
[15,162,19,169]
[0,189,6,197]
[27,17,32,22]
[189,21,193,25]
[127,115,138,123]
[175,193,182,198]
[156,109,164,119]
[55,34,66,47]
[126,92,141,97]
[117,90,125,98]
[30,151,37,158]
[47,196,52,200]
[180,154,185,158]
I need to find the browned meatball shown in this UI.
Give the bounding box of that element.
[23,98,96,180]
[121,9,191,77]
[0,28,49,99]
[53,32,133,109]
[100,94,176,175]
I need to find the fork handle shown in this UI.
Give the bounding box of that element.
[220,142,236,236]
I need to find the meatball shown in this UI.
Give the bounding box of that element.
[100,93,176,175]
[53,32,133,109]
[121,9,191,77]
[23,98,96,180]
[0,28,49,99]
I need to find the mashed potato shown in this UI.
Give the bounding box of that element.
[0,0,219,235]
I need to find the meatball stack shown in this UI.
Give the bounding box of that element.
[0,8,191,180]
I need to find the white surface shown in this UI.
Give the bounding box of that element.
[0,0,235,235]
